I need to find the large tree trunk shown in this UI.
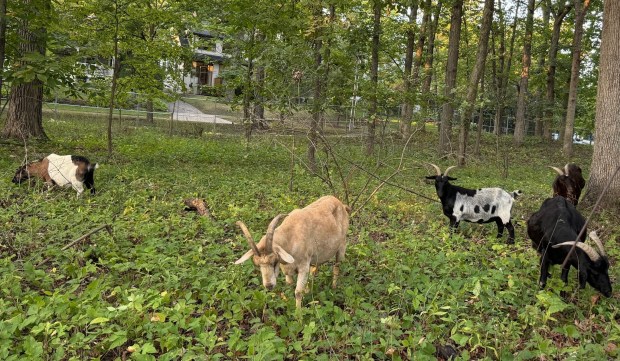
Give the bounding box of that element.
[366,0,381,156]
[1,0,48,141]
[399,0,418,139]
[544,3,572,140]
[582,0,620,210]
[438,0,463,156]
[308,1,323,173]
[457,0,494,166]
[513,0,535,146]
[562,0,591,157]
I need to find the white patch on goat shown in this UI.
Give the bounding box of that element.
[453,188,514,223]
[46,154,84,195]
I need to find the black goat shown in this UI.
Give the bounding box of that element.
[549,163,585,206]
[426,164,521,244]
[527,196,612,297]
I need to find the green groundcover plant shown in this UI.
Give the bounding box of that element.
[1,116,618,360]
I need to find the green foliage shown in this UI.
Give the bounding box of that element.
[1,115,618,360]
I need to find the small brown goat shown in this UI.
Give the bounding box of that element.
[234,196,350,308]
[12,154,98,195]
[549,163,585,206]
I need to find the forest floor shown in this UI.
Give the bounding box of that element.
[0,113,618,360]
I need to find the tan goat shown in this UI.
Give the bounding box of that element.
[235,195,350,308]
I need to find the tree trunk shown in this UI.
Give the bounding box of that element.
[0,0,7,100]
[533,0,550,138]
[458,0,493,166]
[513,0,535,146]
[1,0,48,141]
[544,3,572,140]
[146,99,154,122]
[494,0,519,136]
[474,75,485,156]
[107,23,121,157]
[412,0,431,133]
[582,0,620,210]
[366,0,381,156]
[438,0,463,156]
[421,0,441,127]
[308,1,323,173]
[562,0,591,157]
[400,0,418,139]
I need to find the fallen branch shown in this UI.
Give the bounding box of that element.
[37,224,113,267]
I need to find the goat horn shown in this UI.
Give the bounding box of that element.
[552,241,600,262]
[265,213,287,254]
[236,221,261,257]
[443,166,457,177]
[428,163,442,176]
[549,166,565,176]
[589,231,607,257]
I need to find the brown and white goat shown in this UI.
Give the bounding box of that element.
[549,163,585,206]
[234,195,350,308]
[12,154,98,196]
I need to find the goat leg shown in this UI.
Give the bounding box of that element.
[505,221,515,244]
[295,266,310,308]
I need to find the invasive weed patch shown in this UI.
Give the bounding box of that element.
[0,117,618,360]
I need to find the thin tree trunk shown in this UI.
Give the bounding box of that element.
[582,0,620,209]
[243,29,256,142]
[400,0,418,139]
[366,0,381,156]
[513,0,535,146]
[421,0,441,127]
[494,0,519,136]
[544,3,572,140]
[563,0,591,157]
[107,12,121,157]
[0,0,7,100]
[457,0,494,166]
[474,75,485,156]
[308,1,323,173]
[146,99,154,122]
[439,0,463,155]
[1,0,48,140]
[534,0,550,138]
[412,0,431,133]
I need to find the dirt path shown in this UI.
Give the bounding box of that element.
[168,100,233,124]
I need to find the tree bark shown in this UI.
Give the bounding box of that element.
[412,0,431,133]
[0,0,7,100]
[421,0,441,127]
[366,0,382,156]
[1,0,48,141]
[534,0,550,138]
[400,0,418,139]
[438,0,463,156]
[458,0,493,166]
[493,0,519,136]
[562,0,591,157]
[582,0,620,210]
[107,8,121,157]
[474,76,485,156]
[308,1,323,173]
[513,0,535,146]
[544,3,572,140]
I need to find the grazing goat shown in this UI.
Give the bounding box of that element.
[549,163,585,206]
[425,164,521,243]
[12,154,98,196]
[234,195,350,308]
[527,196,612,297]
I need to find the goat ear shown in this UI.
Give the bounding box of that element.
[234,249,254,264]
[274,245,295,264]
[447,177,457,181]
[425,176,437,180]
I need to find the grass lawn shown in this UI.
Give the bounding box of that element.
[0,113,618,360]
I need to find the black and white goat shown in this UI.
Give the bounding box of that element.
[527,196,612,297]
[12,154,98,196]
[425,164,521,243]
[549,163,585,206]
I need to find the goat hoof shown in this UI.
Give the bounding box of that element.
[506,238,515,245]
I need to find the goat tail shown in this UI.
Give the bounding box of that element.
[511,190,523,199]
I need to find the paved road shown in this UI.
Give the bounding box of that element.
[168,100,233,124]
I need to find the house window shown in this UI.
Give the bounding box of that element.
[196,62,215,86]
